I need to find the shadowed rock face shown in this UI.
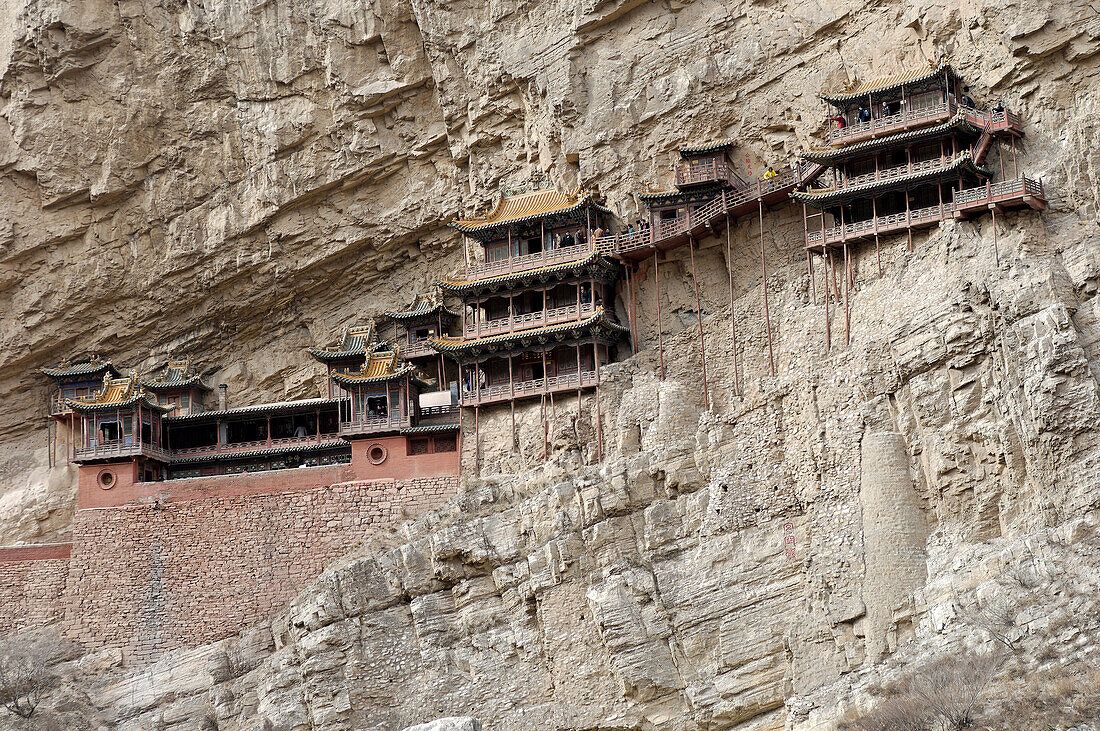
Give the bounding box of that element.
[1,0,1100,728]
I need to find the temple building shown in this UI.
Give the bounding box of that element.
[432,185,628,412]
[381,289,460,396]
[41,356,120,418]
[794,60,1046,253]
[141,357,210,416]
[307,323,383,398]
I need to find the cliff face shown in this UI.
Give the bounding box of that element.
[2,0,1100,728]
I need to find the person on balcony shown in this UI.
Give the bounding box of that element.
[592,226,604,240]
[857,106,871,123]
[830,114,846,130]
[577,228,588,246]
[962,87,976,108]
[992,99,1005,113]
[561,230,575,248]
[880,100,891,119]
[293,423,308,438]
[763,167,777,179]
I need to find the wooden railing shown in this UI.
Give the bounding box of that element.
[466,302,596,337]
[404,340,434,358]
[840,152,968,189]
[462,242,592,281]
[48,395,72,416]
[805,177,1044,247]
[419,405,459,420]
[675,158,744,188]
[74,440,172,462]
[340,415,411,433]
[171,433,341,457]
[462,370,598,405]
[827,101,954,145]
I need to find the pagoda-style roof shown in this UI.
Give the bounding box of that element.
[801,114,981,162]
[329,349,425,387]
[308,323,381,363]
[450,187,611,238]
[66,373,169,414]
[792,155,990,207]
[439,248,618,295]
[678,138,736,157]
[429,308,628,357]
[382,290,459,322]
[822,59,958,105]
[141,358,210,392]
[40,357,120,381]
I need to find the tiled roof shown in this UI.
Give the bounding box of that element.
[438,248,614,294]
[171,439,350,465]
[142,358,210,391]
[679,138,736,156]
[401,424,460,434]
[66,373,169,413]
[428,308,629,353]
[800,114,980,162]
[822,60,957,104]
[329,351,415,385]
[40,358,120,380]
[382,290,459,321]
[165,397,345,423]
[792,155,990,207]
[308,323,381,363]
[451,188,610,235]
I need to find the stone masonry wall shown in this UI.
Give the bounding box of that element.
[0,544,71,635]
[62,477,456,663]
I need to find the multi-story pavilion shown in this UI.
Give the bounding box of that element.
[40,356,121,418]
[382,289,459,392]
[795,60,1046,254]
[436,185,627,405]
[792,60,1047,348]
[140,358,210,416]
[307,323,382,398]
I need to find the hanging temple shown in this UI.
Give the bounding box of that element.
[41,61,1046,492]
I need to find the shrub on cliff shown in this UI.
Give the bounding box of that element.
[0,650,50,718]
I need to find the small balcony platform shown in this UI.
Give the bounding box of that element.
[460,370,598,407]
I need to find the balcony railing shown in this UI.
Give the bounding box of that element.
[675,159,746,188]
[74,440,172,462]
[48,395,72,416]
[339,414,411,435]
[419,404,459,420]
[403,340,434,358]
[170,433,340,458]
[805,177,1045,247]
[461,370,598,405]
[465,302,596,337]
[828,101,954,145]
[840,152,969,189]
[462,242,592,281]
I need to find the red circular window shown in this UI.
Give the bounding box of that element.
[367,444,388,465]
[98,470,116,489]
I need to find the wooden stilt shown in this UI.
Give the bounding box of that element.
[759,201,775,376]
[825,248,833,353]
[689,237,710,410]
[594,341,603,462]
[541,395,548,460]
[726,213,740,395]
[991,206,1000,267]
[654,250,665,380]
[843,243,851,347]
[875,234,881,277]
[625,265,635,354]
[629,264,639,354]
[474,404,480,474]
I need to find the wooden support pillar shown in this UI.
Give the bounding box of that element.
[824,249,833,353]
[654,250,665,379]
[508,354,516,450]
[629,264,639,354]
[1011,136,1018,178]
[688,237,710,410]
[474,404,480,474]
[991,205,1000,267]
[727,213,740,394]
[843,243,851,347]
[593,341,603,462]
[759,200,776,376]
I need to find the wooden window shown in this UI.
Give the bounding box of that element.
[408,438,431,455]
[434,435,457,453]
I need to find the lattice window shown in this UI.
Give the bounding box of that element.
[408,438,431,456]
[434,435,457,453]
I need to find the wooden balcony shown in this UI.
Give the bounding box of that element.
[403,340,435,358]
[461,242,593,282]
[805,177,1046,249]
[74,440,172,463]
[595,165,807,261]
[675,158,744,188]
[838,151,970,190]
[418,404,459,421]
[170,433,341,458]
[461,370,598,406]
[828,101,955,146]
[963,107,1024,138]
[465,302,596,337]
[48,395,72,417]
[339,415,411,437]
